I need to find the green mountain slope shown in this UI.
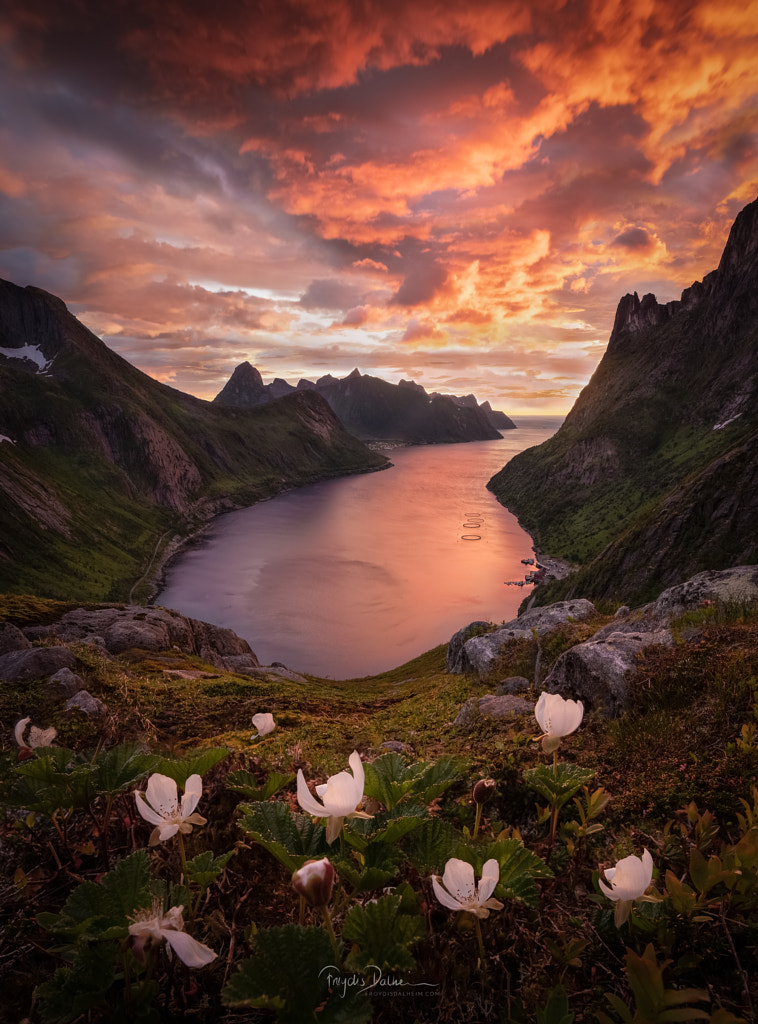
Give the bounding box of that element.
[488,195,758,606]
[0,279,388,601]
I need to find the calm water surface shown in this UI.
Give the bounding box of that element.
[156,416,563,677]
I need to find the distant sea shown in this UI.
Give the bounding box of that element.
[156,415,564,678]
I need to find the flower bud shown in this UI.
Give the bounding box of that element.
[473,778,496,805]
[292,857,335,907]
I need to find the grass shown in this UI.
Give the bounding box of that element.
[1,600,758,1022]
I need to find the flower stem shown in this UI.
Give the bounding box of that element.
[176,832,189,885]
[552,749,558,778]
[473,803,483,840]
[474,917,489,985]
[299,894,306,926]
[320,905,342,963]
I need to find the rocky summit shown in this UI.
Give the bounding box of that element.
[488,195,758,607]
[214,364,515,443]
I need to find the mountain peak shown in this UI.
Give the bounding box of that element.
[213,362,265,407]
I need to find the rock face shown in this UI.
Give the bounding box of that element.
[0,277,388,599]
[488,195,758,607]
[22,605,260,672]
[540,628,674,717]
[449,600,596,677]
[454,693,534,728]
[0,646,78,682]
[649,565,758,618]
[215,365,515,443]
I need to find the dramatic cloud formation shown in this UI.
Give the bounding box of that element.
[0,0,756,412]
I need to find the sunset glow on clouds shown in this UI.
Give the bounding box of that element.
[0,0,756,413]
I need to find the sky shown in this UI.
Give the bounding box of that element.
[0,1,756,415]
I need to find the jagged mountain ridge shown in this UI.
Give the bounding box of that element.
[488,195,758,606]
[0,278,388,601]
[214,364,515,442]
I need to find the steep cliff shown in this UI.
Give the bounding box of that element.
[488,196,758,606]
[0,279,388,601]
[215,364,514,442]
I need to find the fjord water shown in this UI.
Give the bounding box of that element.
[156,416,563,678]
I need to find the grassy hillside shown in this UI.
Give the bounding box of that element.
[1,596,757,1022]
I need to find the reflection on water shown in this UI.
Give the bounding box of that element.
[156,416,563,678]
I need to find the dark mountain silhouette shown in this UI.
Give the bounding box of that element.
[488,195,758,606]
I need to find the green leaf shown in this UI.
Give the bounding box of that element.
[36,943,117,1024]
[90,743,159,797]
[343,893,425,972]
[185,849,235,889]
[11,751,94,815]
[363,753,461,810]
[222,924,371,1024]
[523,763,595,811]
[536,985,574,1024]
[404,818,460,874]
[153,747,229,786]
[454,838,552,909]
[238,801,329,872]
[226,769,295,801]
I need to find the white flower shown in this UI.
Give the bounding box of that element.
[296,750,372,844]
[14,716,57,751]
[134,773,206,846]
[535,691,584,753]
[128,901,216,967]
[432,858,504,919]
[599,849,654,927]
[251,712,275,738]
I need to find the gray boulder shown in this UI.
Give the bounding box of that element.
[541,629,673,717]
[649,566,758,618]
[0,621,31,654]
[459,627,533,677]
[454,693,534,728]
[0,646,77,682]
[504,599,596,633]
[495,676,531,695]
[46,667,86,698]
[446,621,492,672]
[65,691,107,717]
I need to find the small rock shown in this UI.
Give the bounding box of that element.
[454,693,534,728]
[614,605,631,618]
[380,741,411,754]
[0,646,77,682]
[46,667,86,698]
[495,676,531,695]
[0,622,31,655]
[65,691,107,717]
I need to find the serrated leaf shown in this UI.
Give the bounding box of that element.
[90,743,160,796]
[343,894,425,972]
[523,763,595,810]
[185,849,235,889]
[238,801,328,872]
[363,753,461,810]
[36,943,117,1024]
[222,924,370,1024]
[334,861,398,893]
[454,838,552,910]
[404,818,460,874]
[153,747,229,786]
[226,770,295,801]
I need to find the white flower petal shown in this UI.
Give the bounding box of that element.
[440,858,477,906]
[135,791,166,826]
[157,822,180,842]
[180,774,203,817]
[28,725,57,747]
[348,750,364,799]
[163,928,217,967]
[432,874,465,912]
[252,713,275,736]
[297,769,327,817]
[477,859,500,903]
[325,815,344,845]
[14,717,30,747]
[321,771,361,816]
[534,693,549,732]
[145,774,180,818]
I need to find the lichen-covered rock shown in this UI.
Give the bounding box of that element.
[649,566,758,618]
[446,621,492,672]
[65,690,107,717]
[503,600,596,633]
[495,676,531,695]
[541,629,673,717]
[459,627,533,678]
[0,621,31,655]
[0,646,77,682]
[454,693,534,728]
[46,667,86,698]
